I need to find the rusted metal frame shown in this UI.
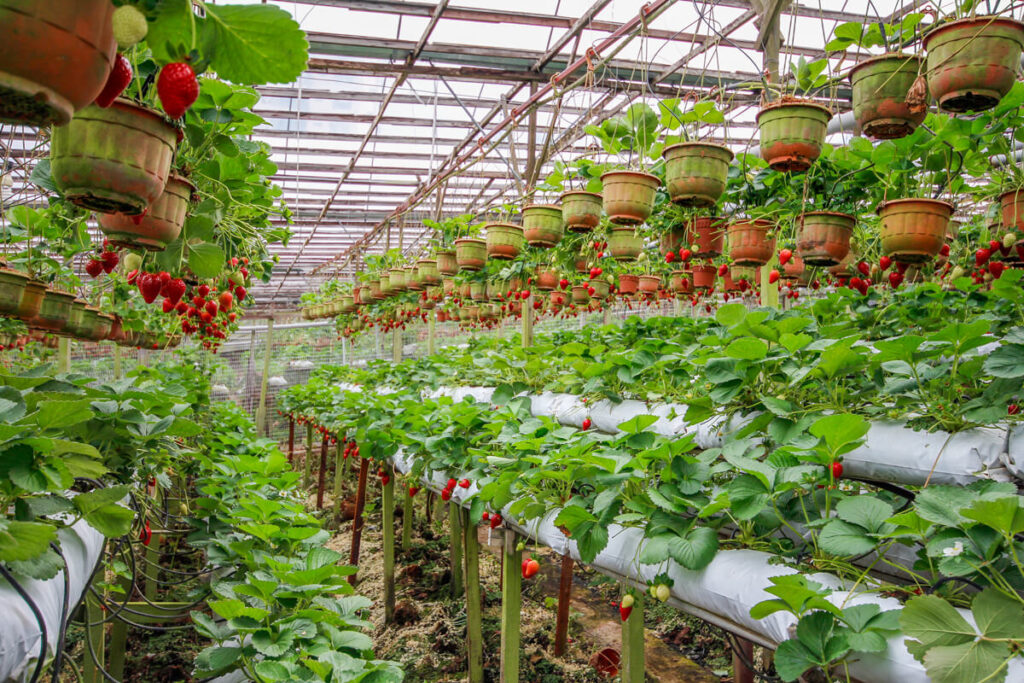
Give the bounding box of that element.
[553,553,575,656]
[287,418,295,467]
[316,433,329,509]
[531,0,614,71]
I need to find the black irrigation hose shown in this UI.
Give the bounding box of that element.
[931,575,984,593]
[49,542,71,683]
[0,564,48,683]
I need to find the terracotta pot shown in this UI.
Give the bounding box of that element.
[590,279,610,299]
[600,171,660,225]
[829,252,858,278]
[485,223,524,260]
[522,204,564,248]
[106,315,124,343]
[97,174,195,250]
[849,54,927,139]
[575,255,589,274]
[536,267,559,291]
[638,275,660,293]
[878,198,953,262]
[731,266,759,288]
[782,256,806,283]
[691,265,716,290]
[607,226,644,261]
[660,224,687,256]
[570,285,590,304]
[728,219,775,266]
[797,211,855,267]
[31,288,75,332]
[368,279,384,301]
[550,291,567,308]
[924,16,1024,113]
[756,101,832,172]
[999,190,1024,231]
[442,278,456,296]
[389,268,407,292]
[486,280,505,301]
[662,142,734,207]
[16,279,46,322]
[0,0,116,127]
[459,283,472,299]
[339,295,356,314]
[50,99,178,215]
[722,269,741,292]
[0,268,30,317]
[687,216,726,258]
[618,274,639,295]
[405,266,424,291]
[561,191,602,232]
[455,237,487,271]
[469,282,487,302]
[670,270,693,293]
[436,250,458,276]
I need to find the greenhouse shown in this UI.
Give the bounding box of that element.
[2,0,1024,681]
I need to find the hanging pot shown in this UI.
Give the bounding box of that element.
[62,298,88,338]
[485,223,524,260]
[436,249,458,276]
[600,171,660,225]
[687,216,726,258]
[999,189,1024,231]
[16,279,46,322]
[459,282,472,299]
[731,266,758,290]
[590,279,610,299]
[607,226,644,261]
[756,101,832,172]
[721,269,741,292]
[796,211,855,267]
[97,174,195,250]
[379,273,394,296]
[442,278,456,296]
[386,268,405,293]
[727,219,775,266]
[924,16,1024,113]
[575,254,589,274]
[470,282,487,302]
[829,251,858,278]
[536,267,559,291]
[782,256,806,284]
[849,54,927,139]
[878,198,953,262]
[369,279,384,301]
[50,99,177,215]
[31,288,75,332]
[618,274,639,295]
[416,259,441,286]
[0,0,117,127]
[522,204,564,248]
[670,270,693,293]
[659,224,687,256]
[550,291,567,308]
[570,285,590,304]
[339,295,356,314]
[0,268,30,317]
[691,265,716,290]
[638,275,661,294]
[560,191,602,232]
[662,142,734,207]
[455,237,487,271]
[405,266,424,291]
[486,280,504,302]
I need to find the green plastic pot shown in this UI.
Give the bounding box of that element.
[878,198,953,263]
[404,266,423,291]
[522,204,564,248]
[455,238,487,271]
[662,142,733,207]
[97,174,194,251]
[849,54,926,140]
[756,101,832,172]
[470,282,487,302]
[0,0,116,127]
[436,250,458,276]
[600,171,660,225]
[389,267,407,292]
[924,16,1024,113]
[0,268,29,316]
[31,289,75,333]
[416,259,441,285]
[369,279,384,300]
[571,285,590,304]
[797,212,855,267]
[485,223,524,260]
[727,219,775,266]
[607,227,644,261]
[50,99,177,215]
[17,279,46,322]
[560,191,603,232]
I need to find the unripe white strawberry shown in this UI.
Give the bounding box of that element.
[112,5,148,50]
[1004,232,1018,249]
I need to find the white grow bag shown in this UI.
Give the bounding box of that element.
[0,520,105,682]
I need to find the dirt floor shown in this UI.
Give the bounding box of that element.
[310,454,743,683]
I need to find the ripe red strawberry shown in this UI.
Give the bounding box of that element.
[228,312,237,322]
[200,311,213,324]
[559,278,569,290]
[679,248,692,262]
[218,291,234,311]
[165,278,186,305]
[665,252,675,263]
[175,301,188,315]
[161,298,174,313]
[197,284,211,298]
[441,488,452,501]
[95,54,132,108]
[489,513,502,529]
[1009,404,1020,415]
[889,271,903,288]
[716,263,727,277]
[521,558,540,579]
[582,417,592,430]
[857,261,870,277]
[85,259,104,278]
[446,478,457,490]
[879,256,892,271]
[157,62,199,119]
[976,248,991,266]
[138,273,162,303]
[235,285,247,300]
[990,239,1002,252]
[768,269,780,284]
[458,478,470,489]
[779,248,792,266]
[100,250,119,273]
[204,300,218,317]
[381,474,390,486]
[831,461,843,479]
[989,261,1005,279]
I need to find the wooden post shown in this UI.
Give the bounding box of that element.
[392,327,401,363]
[382,463,396,624]
[303,423,313,490]
[621,593,645,683]
[463,509,484,682]
[287,418,295,466]
[332,442,345,522]
[425,490,433,526]
[449,501,463,598]
[553,553,574,656]
[500,529,522,682]
[761,254,780,309]
[255,318,274,435]
[316,434,329,509]
[427,309,436,355]
[521,291,533,348]
[58,337,70,373]
[402,484,414,551]
[733,637,756,683]
[113,344,123,379]
[82,573,105,683]
[348,457,370,585]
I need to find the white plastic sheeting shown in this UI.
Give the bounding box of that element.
[0,520,105,682]
[430,387,1016,486]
